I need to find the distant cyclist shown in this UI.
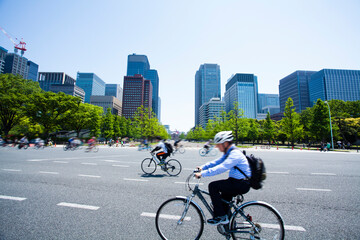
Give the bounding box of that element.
[151,136,169,165]
[204,139,212,153]
[195,131,251,225]
[87,137,96,149]
[174,139,181,151]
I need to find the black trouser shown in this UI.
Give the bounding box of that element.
[209,178,250,217]
[156,152,169,161]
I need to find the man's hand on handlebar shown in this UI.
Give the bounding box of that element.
[194,167,202,179]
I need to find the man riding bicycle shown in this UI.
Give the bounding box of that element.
[204,139,212,153]
[195,131,251,226]
[151,136,169,165]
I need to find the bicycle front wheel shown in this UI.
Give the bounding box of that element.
[141,158,157,174]
[165,159,182,176]
[156,198,204,240]
[230,201,285,240]
[199,148,206,157]
[93,145,99,153]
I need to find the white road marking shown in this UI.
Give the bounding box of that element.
[57,202,99,210]
[240,222,306,232]
[123,178,148,182]
[0,195,27,201]
[53,161,68,163]
[78,174,101,178]
[296,188,332,192]
[39,171,59,175]
[2,169,22,172]
[81,163,98,166]
[311,173,336,176]
[112,165,130,168]
[27,159,46,162]
[141,212,191,221]
[268,171,290,174]
[174,182,204,185]
[103,160,122,163]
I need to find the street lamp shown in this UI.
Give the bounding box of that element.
[324,101,334,150]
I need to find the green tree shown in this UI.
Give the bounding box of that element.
[101,108,114,141]
[310,99,331,142]
[64,103,103,137]
[263,112,276,143]
[281,98,303,146]
[0,74,42,135]
[24,91,81,138]
[227,102,247,145]
[247,119,259,144]
[132,106,151,139]
[300,107,313,143]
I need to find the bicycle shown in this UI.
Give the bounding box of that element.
[85,144,99,153]
[173,145,185,155]
[138,144,153,151]
[141,152,182,176]
[155,171,285,240]
[199,145,217,157]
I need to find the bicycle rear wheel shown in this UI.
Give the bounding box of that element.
[178,146,185,154]
[156,198,204,240]
[141,158,157,174]
[230,201,285,240]
[93,145,99,152]
[165,159,182,176]
[210,148,217,156]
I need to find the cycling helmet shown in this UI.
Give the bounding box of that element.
[214,131,233,144]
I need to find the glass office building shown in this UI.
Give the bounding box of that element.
[199,98,225,128]
[224,73,258,119]
[105,84,122,101]
[308,69,360,105]
[258,93,280,115]
[38,72,76,91]
[195,64,221,126]
[126,54,159,118]
[27,61,39,82]
[279,70,316,113]
[76,72,106,103]
[0,46,8,74]
[3,53,29,79]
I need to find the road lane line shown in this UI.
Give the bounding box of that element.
[103,160,122,163]
[78,174,101,178]
[123,178,148,182]
[141,212,191,221]
[57,202,99,210]
[268,172,289,174]
[39,171,59,175]
[2,169,22,172]
[296,188,332,192]
[112,165,130,167]
[81,163,98,166]
[0,195,27,201]
[311,173,336,176]
[175,182,204,185]
[53,161,68,163]
[27,159,47,162]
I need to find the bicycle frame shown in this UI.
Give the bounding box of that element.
[178,180,262,235]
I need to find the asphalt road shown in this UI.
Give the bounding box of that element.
[0,145,359,239]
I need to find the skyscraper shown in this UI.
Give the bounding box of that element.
[27,61,39,82]
[224,73,258,119]
[199,98,225,128]
[126,54,160,118]
[76,72,106,103]
[38,72,76,91]
[122,74,153,118]
[0,46,8,74]
[105,84,123,101]
[90,96,122,116]
[258,93,280,115]
[3,53,29,79]
[308,69,360,105]
[278,70,316,113]
[195,64,221,126]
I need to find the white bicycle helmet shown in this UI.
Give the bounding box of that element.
[213,131,233,144]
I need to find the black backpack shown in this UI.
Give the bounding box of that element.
[230,149,266,190]
[164,142,174,154]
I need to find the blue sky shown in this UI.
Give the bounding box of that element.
[1,0,359,132]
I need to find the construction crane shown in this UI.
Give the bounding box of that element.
[0,26,27,56]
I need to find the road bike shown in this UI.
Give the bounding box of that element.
[155,171,285,240]
[63,143,82,151]
[85,144,99,153]
[141,152,182,176]
[172,145,185,155]
[138,144,153,151]
[199,145,217,157]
